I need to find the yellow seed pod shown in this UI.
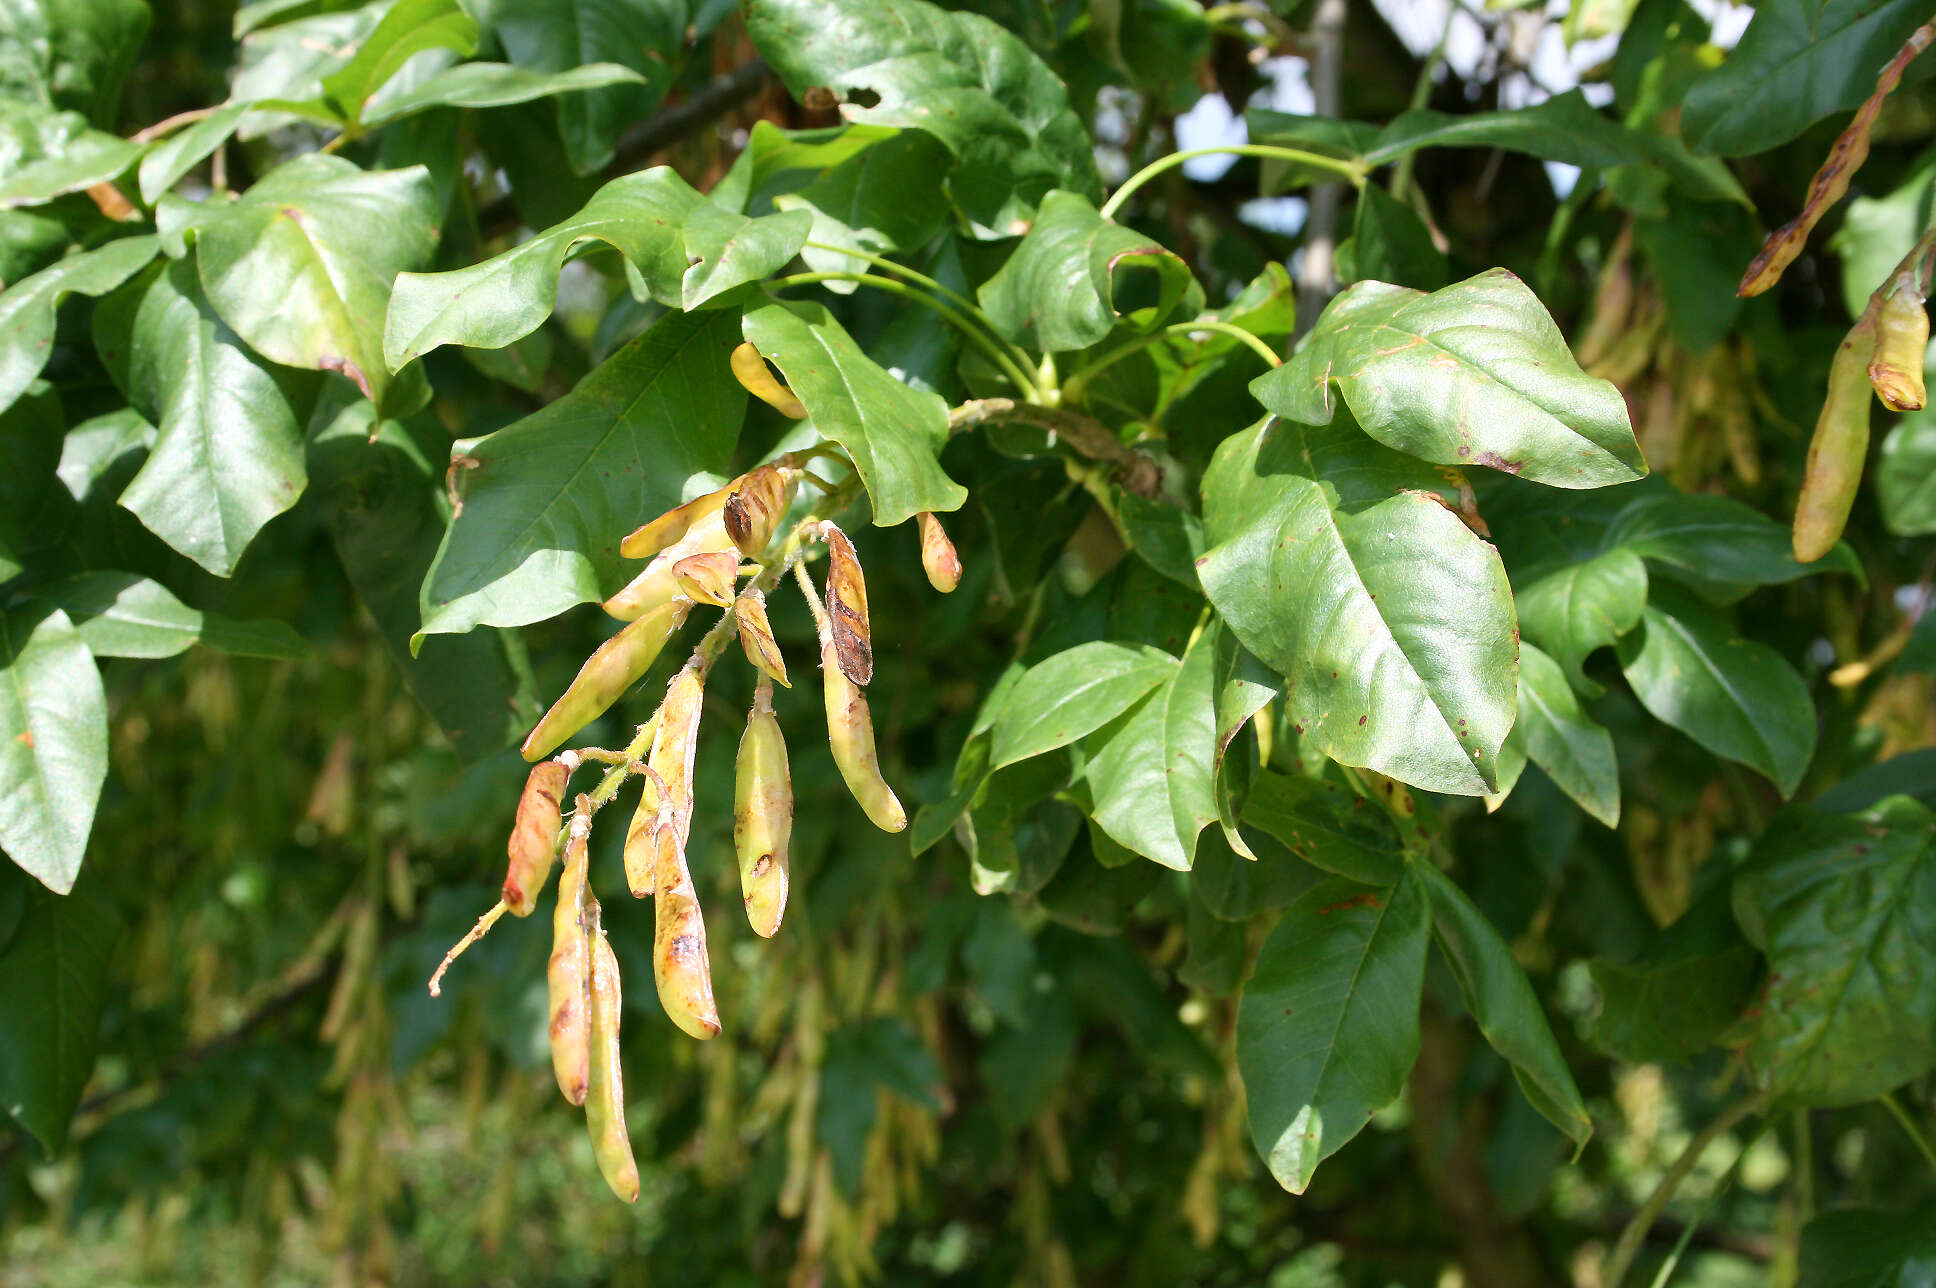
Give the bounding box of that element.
[734,680,792,938]
[821,522,872,685]
[651,818,723,1039]
[723,464,798,560]
[520,599,690,761]
[1869,276,1929,412]
[585,907,640,1202]
[731,341,809,419]
[546,810,592,1105]
[916,511,961,593]
[820,635,905,832]
[672,550,739,607]
[733,587,790,688]
[618,488,731,563]
[502,760,569,914]
[1356,769,1414,819]
[624,667,704,897]
[1795,325,1878,563]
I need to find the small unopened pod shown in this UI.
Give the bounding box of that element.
[652,820,723,1038]
[624,666,705,897]
[585,911,640,1202]
[672,550,740,607]
[734,587,790,688]
[731,341,808,419]
[723,464,798,561]
[546,812,592,1105]
[734,681,792,938]
[1869,277,1929,412]
[821,523,872,685]
[1795,326,1877,563]
[604,510,734,620]
[502,760,569,914]
[821,636,905,832]
[521,599,691,761]
[916,512,961,593]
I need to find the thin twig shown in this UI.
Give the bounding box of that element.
[947,397,1165,498]
[1603,1093,1767,1288]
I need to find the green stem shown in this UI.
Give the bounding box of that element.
[769,270,1042,400]
[1099,144,1369,221]
[1880,1092,1936,1174]
[1163,319,1282,368]
[1063,318,1277,405]
[1389,5,1455,200]
[1645,1119,1770,1288]
[1793,1109,1814,1225]
[1604,1093,1767,1288]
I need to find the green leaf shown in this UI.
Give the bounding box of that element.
[740,298,965,526]
[0,234,159,415]
[1240,771,1405,886]
[1603,487,1861,600]
[1818,749,1936,814]
[0,603,106,895]
[1617,587,1816,797]
[0,0,150,125]
[230,8,372,136]
[978,189,1194,352]
[1733,797,1936,1105]
[987,641,1175,770]
[0,864,119,1154]
[1191,822,1322,921]
[1681,0,1936,156]
[1585,889,1758,1064]
[33,572,307,659]
[775,129,953,289]
[678,202,812,310]
[744,0,1101,235]
[94,259,308,577]
[417,307,744,639]
[359,61,648,128]
[1254,269,1645,489]
[1415,858,1591,1147]
[1114,488,1205,588]
[1514,546,1647,697]
[1199,418,1517,796]
[0,384,66,568]
[490,0,687,174]
[319,0,478,125]
[1082,623,1218,870]
[383,168,708,369]
[1798,1202,1936,1288]
[1517,643,1619,828]
[1345,183,1447,290]
[137,99,252,204]
[193,153,439,407]
[0,128,141,208]
[1238,869,1430,1194]
[1829,150,1936,319]
[1878,410,1936,536]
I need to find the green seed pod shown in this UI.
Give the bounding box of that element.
[546,809,592,1105]
[820,522,872,685]
[521,599,690,762]
[733,680,792,938]
[1869,276,1929,412]
[722,464,797,560]
[624,666,704,897]
[585,906,640,1202]
[1795,325,1878,563]
[820,636,905,832]
[733,587,790,688]
[502,760,569,915]
[672,550,740,607]
[916,511,961,593]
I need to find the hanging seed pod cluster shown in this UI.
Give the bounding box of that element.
[424,420,961,1201]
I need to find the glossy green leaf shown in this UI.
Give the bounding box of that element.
[230,8,372,137]
[1199,418,1517,796]
[678,202,812,310]
[979,189,1194,352]
[1240,771,1405,886]
[1514,546,1647,696]
[1798,1202,1936,1288]
[0,233,158,415]
[34,572,304,660]
[1617,587,1816,797]
[417,307,744,639]
[1345,183,1447,289]
[1191,822,1322,921]
[0,603,106,895]
[1818,749,1936,814]
[1238,869,1430,1194]
[1114,488,1205,588]
[1517,643,1619,828]
[95,259,308,576]
[0,0,150,125]
[1415,858,1591,1146]
[319,0,477,124]
[0,128,141,208]
[1733,796,1936,1105]
[776,129,953,289]
[1603,487,1860,600]
[490,0,687,173]
[1681,0,1935,156]
[1585,890,1758,1064]
[988,641,1175,770]
[1255,269,1644,488]
[744,0,1100,235]
[360,61,647,128]
[740,297,965,526]
[384,167,707,369]
[0,384,65,568]
[193,153,438,407]
[137,99,252,203]
[1082,624,1218,871]
[1878,410,1936,536]
[0,865,119,1154]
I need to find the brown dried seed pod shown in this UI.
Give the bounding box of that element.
[585,906,640,1201]
[821,522,872,685]
[520,599,691,760]
[546,810,592,1105]
[733,587,790,688]
[671,550,740,607]
[652,819,722,1039]
[624,667,704,896]
[722,464,796,560]
[502,760,569,915]
[916,511,961,593]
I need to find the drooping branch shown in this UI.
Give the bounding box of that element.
[948,397,1165,499]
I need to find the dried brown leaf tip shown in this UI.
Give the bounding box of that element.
[917,511,962,593]
[820,522,873,686]
[734,586,790,688]
[1869,274,1929,412]
[1739,19,1935,298]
